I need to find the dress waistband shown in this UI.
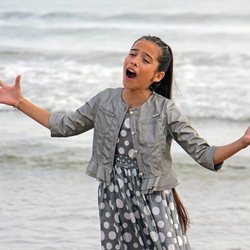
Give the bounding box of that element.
[114,155,137,168]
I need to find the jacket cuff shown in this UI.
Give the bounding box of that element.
[48,112,65,137]
[209,146,223,171]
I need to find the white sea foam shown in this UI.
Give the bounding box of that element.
[1,1,250,250]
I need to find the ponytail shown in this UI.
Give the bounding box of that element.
[172,188,190,234]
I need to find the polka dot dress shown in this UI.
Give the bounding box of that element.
[98,112,191,250]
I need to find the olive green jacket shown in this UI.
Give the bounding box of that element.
[49,88,222,194]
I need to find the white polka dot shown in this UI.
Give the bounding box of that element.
[100,202,105,209]
[176,214,180,223]
[106,242,112,249]
[104,221,110,229]
[124,118,130,128]
[118,147,125,155]
[116,199,124,208]
[109,231,116,240]
[177,236,183,246]
[169,202,175,211]
[174,223,178,229]
[132,169,137,176]
[124,212,130,220]
[144,206,151,216]
[133,243,139,248]
[139,237,144,245]
[117,178,124,188]
[163,200,167,207]
[109,200,114,210]
[130,212,136,223]
[116,167,122,174]
[128,183,133,190]
[114,185,119,192]
[123,223,128,228]
[146,239,152,245]
[126,189,131,196]
[105,212,110,218]
[115,245,120,250]
[128,149,135,158]
[132,197,137,205]
[150,231,159,242]
[135,210,140,219]
[174,238,177,243]
[123,232,132,242]
[184,235,188,244]
[124,140,129,146]
[167,232,172,237]
[159,232,165,243]
[157,220,165,228]
[127,169,131,176]
[101,230,105,240]
[155,195,162,203]
[136,191,141,196]
[120,130,127,137]
[152,206,160,215]
[168,244,175,250]
[108,183,114,192]
[114,213,119,223]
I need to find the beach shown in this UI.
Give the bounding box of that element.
[1,0,250,249]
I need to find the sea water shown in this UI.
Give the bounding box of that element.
[0,0,250,249]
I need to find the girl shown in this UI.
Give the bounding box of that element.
[0,35,249,250]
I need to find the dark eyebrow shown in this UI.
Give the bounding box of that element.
[130,48,153,60]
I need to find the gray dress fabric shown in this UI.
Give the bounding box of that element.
[98,112,191,250]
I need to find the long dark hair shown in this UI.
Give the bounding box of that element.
[134,35,173,99]
[172,188,190,234]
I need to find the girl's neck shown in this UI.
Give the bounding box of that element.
[122,89,152,108]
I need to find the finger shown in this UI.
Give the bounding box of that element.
[15,75,21,88]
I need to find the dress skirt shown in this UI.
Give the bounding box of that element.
[98,156,191,250]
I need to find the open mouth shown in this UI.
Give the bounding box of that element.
[126,69,137,79]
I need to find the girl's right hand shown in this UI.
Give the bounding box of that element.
[0,75,22,107]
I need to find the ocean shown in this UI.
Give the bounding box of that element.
[0,0,250,249]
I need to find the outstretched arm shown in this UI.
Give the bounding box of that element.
[214,127,250,165]
[0,75,51,128]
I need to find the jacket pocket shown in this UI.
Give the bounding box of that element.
[139,117,164,146]
[95,106,115,136]
[138,117,166,174]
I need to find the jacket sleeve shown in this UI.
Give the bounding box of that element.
[166,100,222,171]
[48,92,99,137]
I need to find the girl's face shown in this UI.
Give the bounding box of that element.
[123,39,165,92]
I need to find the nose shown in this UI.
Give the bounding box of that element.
[130,56,138,67]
